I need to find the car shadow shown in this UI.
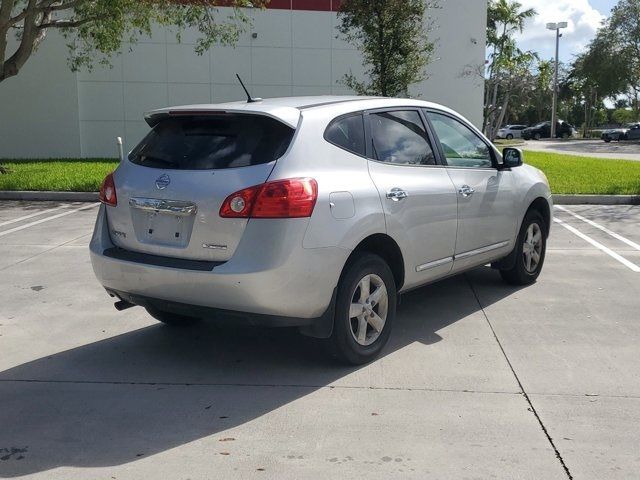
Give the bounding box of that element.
[0,267,525,477]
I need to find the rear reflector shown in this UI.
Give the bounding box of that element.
[220,178,318,219]
[99,172,117,206]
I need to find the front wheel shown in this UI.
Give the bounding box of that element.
[328,253,396,365]
[500,210,547,286]
[534,132,542,140]
[506,134,514,140]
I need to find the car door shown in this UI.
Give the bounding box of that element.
[628,125,640,140]
[424,109,518,273]
[365,108,458,290]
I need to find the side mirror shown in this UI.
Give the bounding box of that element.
[502,147,523,168]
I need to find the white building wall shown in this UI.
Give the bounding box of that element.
[0,1,487,158]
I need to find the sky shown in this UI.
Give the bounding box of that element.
[514,0,618,63]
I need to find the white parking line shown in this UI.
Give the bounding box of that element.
[0,203,99,238]
[555,205,640,251]
[0,205,67,228]
[553,218,640,272]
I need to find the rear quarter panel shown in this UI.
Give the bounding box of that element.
[267,109,386,251]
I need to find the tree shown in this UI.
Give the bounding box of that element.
[0,0,265,84]
[607,0,640,113]
[337,0,437,97]
[483,0,536,139]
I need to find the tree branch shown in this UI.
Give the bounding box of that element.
[38,15,102,29]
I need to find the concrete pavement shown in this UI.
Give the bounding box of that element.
[0,201,639,479]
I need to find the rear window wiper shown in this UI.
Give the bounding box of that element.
[136,155,179,167]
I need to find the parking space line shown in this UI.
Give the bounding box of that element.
[555,205,640,251]
[0,203,99,238]
[553,218,640,272]
[0,205,67,228]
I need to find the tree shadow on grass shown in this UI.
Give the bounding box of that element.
[0,267,524,477]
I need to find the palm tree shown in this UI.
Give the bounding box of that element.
[484,0,537,139]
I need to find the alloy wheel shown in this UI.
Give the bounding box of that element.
[522,222,543,273]
[348,273,388,346]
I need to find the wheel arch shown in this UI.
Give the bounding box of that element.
[527,196,551,237]
[345,233,405,290]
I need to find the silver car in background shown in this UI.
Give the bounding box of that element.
[90,96,552,364]
[496,124,527,140]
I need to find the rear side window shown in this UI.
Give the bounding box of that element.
[369,110,436,166]
[129,114,294,170]
[324,114,365,156]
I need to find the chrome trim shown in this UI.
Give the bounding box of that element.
[129,197,197,216]
[416,256,453,272]
[455,241,510,260]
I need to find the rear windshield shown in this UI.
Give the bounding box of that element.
[128,114,295,170]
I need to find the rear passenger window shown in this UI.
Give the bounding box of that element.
[324,114,365,156]
[369,110,436,166]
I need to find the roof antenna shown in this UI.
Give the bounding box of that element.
[236,73,262,103]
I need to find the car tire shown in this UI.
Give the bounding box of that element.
[328,253,396,365]
[561,132,569,139]
[506,134,514,140]
[534,133,541,140]
[604,138,611,143]
[146,307,200,326]
[500,210,547,286]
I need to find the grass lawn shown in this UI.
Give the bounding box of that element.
[0,153,639,195]
[0,159,118,192]
[523,151,640,195]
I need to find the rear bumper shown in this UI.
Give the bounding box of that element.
[89,205,349,324]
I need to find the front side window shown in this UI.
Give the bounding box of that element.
[129,114,294,170]
[368,110,436,166]
[426,112,493,168]
[324,114,366,156]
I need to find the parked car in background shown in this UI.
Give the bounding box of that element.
[602,123,640,142]
[496,124,527,140]
[522,120,574,140]
[90,96,552,365]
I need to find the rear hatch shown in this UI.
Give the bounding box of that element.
[106,112,296,261]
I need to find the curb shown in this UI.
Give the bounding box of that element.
[0,191,638,205]
[553,194,640,205]
[0,191,99,202]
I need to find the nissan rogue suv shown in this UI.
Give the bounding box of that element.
[90,96,552,364]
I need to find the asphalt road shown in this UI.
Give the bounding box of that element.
[523,139,640,161]
[1,201,639,479]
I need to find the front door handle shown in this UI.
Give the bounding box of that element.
[458,185,475,197]
[386,188,408,201]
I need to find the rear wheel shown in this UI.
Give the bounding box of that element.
[500,210,547,286]
[146,307,200,326]
[328,253,396,365]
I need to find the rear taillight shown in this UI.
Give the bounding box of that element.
[99,172,117,206]
[220,178,318,219]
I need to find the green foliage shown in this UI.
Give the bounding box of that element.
[612,108,638,124]
[0,0,266,82]
[336,0,437,97]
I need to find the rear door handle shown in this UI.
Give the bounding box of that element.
[386,188,408,201]
[458,185,475,197]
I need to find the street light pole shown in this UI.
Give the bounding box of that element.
[547,22,567,139]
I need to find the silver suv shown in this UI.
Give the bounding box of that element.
[90,96,552,364]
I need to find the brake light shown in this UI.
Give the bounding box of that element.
[220,178,317,219]
[99,172,117,206]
